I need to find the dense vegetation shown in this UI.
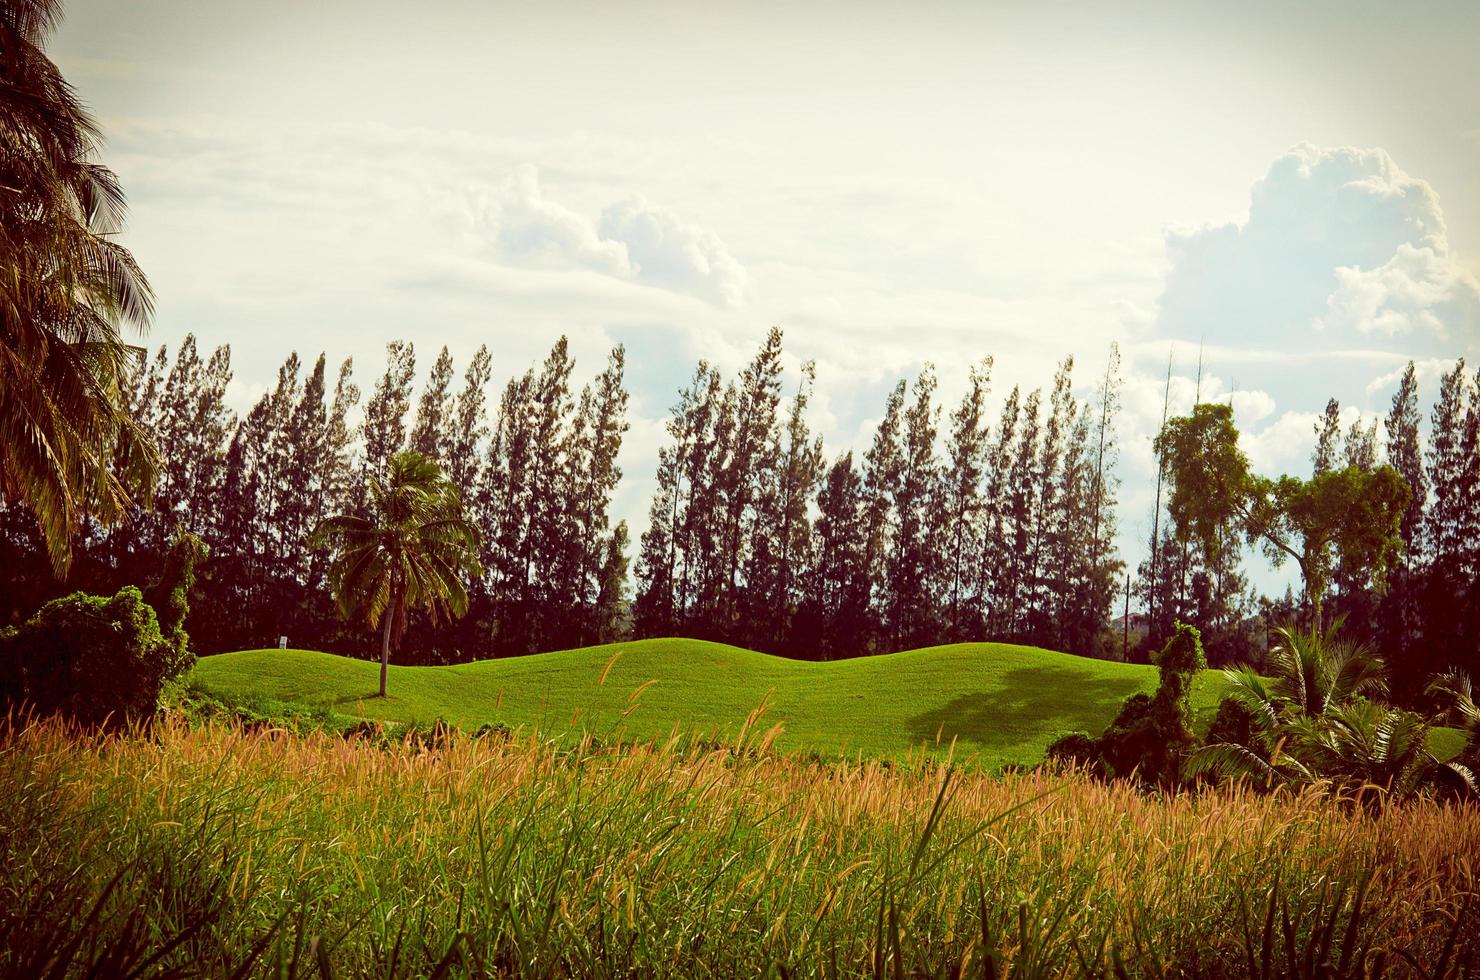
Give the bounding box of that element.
[4,716,1476,978]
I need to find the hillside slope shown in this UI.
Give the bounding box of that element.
[191,639,1232,768]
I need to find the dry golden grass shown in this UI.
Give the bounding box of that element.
[2,715,1477,977]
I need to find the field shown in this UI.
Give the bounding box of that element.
[191,639,1238,769]
[3,717,1476,977]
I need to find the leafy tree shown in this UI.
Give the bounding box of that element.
[796,452,871,659]
[312,452,481,696]
[883,367,942,650]
[0,0,157,573]
[1424,360,1470,572]
[1312,398,1342,475]
[143,531,208,667]
[592,521,631,644]
[0,586,180,727]
[1000,388,1042,638]
[441,345,492,496]
[743,358,822,649]
[1027,359,1073,642]
[565,346,630,646]
[718,329,785,634]
[860,380,906,651]
[1384,362,1426,561]
[1156,403,1408,632]
[978,385,1021,638]
[1049,622,1205,785]
[634,363,722,638]
[1343,416,1378,472]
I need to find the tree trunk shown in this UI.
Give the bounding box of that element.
[379,599,394,697]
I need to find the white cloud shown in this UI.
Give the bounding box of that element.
[1364,356,1462,397]
[466,165,748,308]
[470,164,632,276]
[1157,144,1480,355]
[599,197,748,308]
[1322,243,1480,338]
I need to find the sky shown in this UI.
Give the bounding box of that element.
[50,0,1480,598]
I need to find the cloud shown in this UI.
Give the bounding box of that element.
[467,165,747,307]
[598,197,748,308]
[1364,356,1462,397]
[1156,143,1480,354]
[1323,243,1480,338]
[471,165,632,276]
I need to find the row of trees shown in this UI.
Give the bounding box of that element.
[0,334,631,662]
[0,327,1132,663]
[633,329,1127,659]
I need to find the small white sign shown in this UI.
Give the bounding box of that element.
[279,636,288,649]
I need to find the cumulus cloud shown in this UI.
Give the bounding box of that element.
[1156,144,1480,353]
[467,165,747,307]
[1323,243,1480,338]
[1364,356,1462,397]
[598,197,748,308]
[472,165,632,276]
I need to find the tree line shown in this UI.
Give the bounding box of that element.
[633,328,1127,659]
[0,335,630,663]
[0,328,1131,663]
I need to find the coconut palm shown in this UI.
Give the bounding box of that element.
[311,452,482,697]
[1,0,157,573]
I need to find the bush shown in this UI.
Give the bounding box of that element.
[0,587,184,727]
[143,532,208,672]
[1045,731,1103,776]
[1205,695,1259,750]
[1053,622,1207,786]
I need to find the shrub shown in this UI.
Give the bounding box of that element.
[0,587,183,727]
[1205,694,1260,751]
[1045,731,1103,776]
[143,532,208,673]
[1055,622,1207,786]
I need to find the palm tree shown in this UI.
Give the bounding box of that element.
[311,452,482,697]
[1187,623,1435,794]
[1,0,157,574]
[1428,670,1479,794]
[1258,622,1389,718]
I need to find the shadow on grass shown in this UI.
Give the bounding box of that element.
[904,667,1142,748]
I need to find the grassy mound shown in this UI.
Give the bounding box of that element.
[191,639,1234,768]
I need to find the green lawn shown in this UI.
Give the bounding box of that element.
[192,639,1237,768]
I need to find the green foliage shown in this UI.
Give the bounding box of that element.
[1189,626,1469,798]
[313,450,481,695]
[1154,404,1250,563]
[143,531,208,670]
[0,0,157,575]
[0,587,185,726]
[1156,404,1411,630]
[1035,623,1206,785]
[1206,694,1260,752]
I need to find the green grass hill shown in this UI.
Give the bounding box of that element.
[191,639,1239,769]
